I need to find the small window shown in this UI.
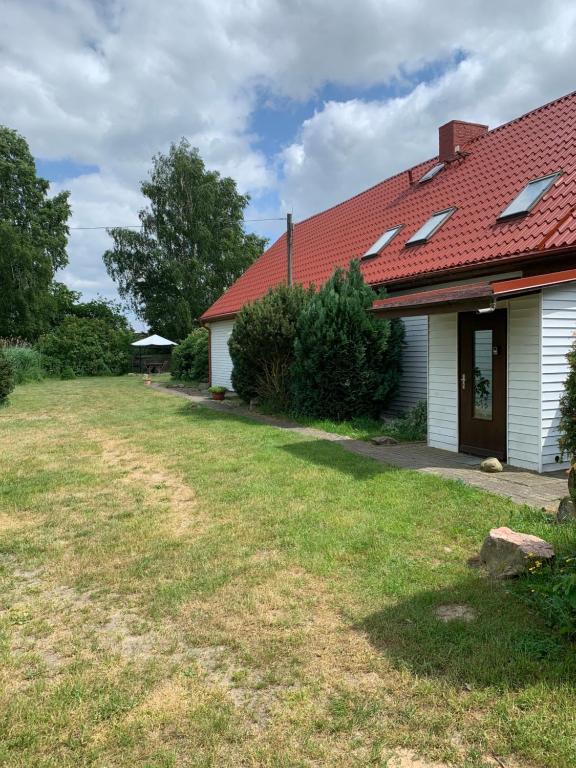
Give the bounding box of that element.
[361,225,402,260]
[419,163,444,183]
[498,172,561,220]
[406,207,456,246]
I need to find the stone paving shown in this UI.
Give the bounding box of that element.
[154,384,567,511]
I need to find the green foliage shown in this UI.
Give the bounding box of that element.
[104,139,267,339]
[524,555,576,638]
[229,283,314,408]
[208,385,226,394]
[36,317,132,377]
[386,400,428,442]
[0,350,15,403]
[171,328,209,382]
[559,339,576,470]
[0,126,71,340]
[290,261,403,420]
[1,346,44,384]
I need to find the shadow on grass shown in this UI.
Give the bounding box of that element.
[280,439,387,480]
[357,576,576,689]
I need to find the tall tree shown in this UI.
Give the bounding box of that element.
[103,139,266,340]
[0,126,71,340]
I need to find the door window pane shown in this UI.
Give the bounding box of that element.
[474,330,493,420]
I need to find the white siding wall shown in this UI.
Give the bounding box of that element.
[507,294,541,471]
[209,319,235,390]
[428,313,459,451]
[541,283,576,472]
[388,316,428,414]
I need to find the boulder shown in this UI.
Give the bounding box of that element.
[480,526,554,578]
[480,457,503,473]
[568,464,576,496]
[370,435,398,446]
[557,495,576,523]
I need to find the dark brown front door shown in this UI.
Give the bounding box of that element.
[458,310,507,460]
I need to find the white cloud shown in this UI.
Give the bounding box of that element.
[2,0,576,308]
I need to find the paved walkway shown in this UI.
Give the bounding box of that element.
[153,384,567,511]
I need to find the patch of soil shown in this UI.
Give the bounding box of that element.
[435,604,476,622]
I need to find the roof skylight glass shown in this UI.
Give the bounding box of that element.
[361,225,402,260]
[406,207,456,245]
[498,172,561,220]
[419,163,444,183]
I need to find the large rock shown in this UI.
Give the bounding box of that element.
[480,457,503,473]
[480,526,554,578]
[557,496,576,523]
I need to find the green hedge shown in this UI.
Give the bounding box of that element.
[2,346,44,384]
[171,328,209,382]
[0,351,15,403]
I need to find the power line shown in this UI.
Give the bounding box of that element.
[68,216,286,231]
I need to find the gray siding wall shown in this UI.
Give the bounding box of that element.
[388,316,428,414]
[541,283,576,473]
[209,319,235,390]
[428,313,459,452]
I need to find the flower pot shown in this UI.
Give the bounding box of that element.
[211,391,225,401]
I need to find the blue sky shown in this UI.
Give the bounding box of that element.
[4,0,576,328]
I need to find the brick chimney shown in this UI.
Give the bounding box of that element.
[439,120,488,162]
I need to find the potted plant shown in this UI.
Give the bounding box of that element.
[208,385,226,401]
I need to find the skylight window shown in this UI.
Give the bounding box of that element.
[406,207,456,246]
[361,225,403,260]
[419,163,444,183]
[498,172,561,220]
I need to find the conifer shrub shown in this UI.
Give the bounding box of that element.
[229,283,313,409]
[290,261,403,420]
[171,328,209,382]
[0,351,15,404]
[559,337,576,470]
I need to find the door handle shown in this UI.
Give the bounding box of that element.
[461,373,466,390]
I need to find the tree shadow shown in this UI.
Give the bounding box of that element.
[280,439,390,480]
[356,576,576,690]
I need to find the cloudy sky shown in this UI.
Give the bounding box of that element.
[2,0,576,323]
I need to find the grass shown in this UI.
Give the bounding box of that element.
[0,377,575,767]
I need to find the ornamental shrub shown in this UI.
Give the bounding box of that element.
[229,283,314,408]
[171,328,209,382]
[290,260,403,420]
[2,346,44,383]
[36,317,132,377]
[559,337,576,466]
[0,351,15,403]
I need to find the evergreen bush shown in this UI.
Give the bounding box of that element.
[290,261,403,420]
[559,337,576,467]
[229,284,313,408]
[36,317,132,377]
[0,351,15,403]
[171,328,209,382]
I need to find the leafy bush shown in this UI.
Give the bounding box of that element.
[524,556,576,638]
[229,284,313,408]
[0,351,15,403]
[2,346,44,384]
[386,400,427,442]
[290,261,403,420]
[36,317,132,377]
[171,327,208,382]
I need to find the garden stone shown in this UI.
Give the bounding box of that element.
[370,435,398,446]
[480,457,503,473]
[480,526,554,578]
[568,464,576,496]
[557,496,576,523]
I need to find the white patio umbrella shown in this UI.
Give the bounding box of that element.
[131,334,178,347]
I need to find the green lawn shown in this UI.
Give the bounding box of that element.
[0,377,575,767]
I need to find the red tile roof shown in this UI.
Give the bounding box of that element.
[202,91,576,321]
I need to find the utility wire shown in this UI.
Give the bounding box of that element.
[69,216,286,231]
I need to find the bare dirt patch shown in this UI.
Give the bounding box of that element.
[435,604,476,622]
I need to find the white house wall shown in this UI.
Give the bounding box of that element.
[507,293,542,471]
[209,319,235,390]
[428,313,459,452]
[541,283,576,473]
[388,316,428,414]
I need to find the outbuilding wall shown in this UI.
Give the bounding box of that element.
[208,319,235,391]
